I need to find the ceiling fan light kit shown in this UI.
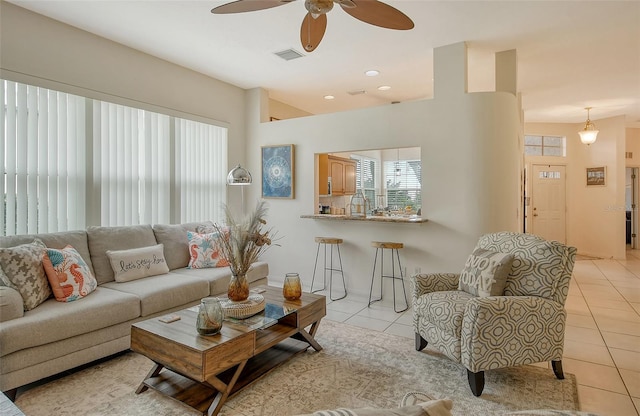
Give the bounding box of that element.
[212,0,414,52]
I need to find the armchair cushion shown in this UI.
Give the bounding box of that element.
[458,248,514,297]
[416,291,474,336]
[476,232,576,304]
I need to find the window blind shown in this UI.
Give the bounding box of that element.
[1,80,86,235]
[175,118,227,224]
[384,160,422,210]
[3,79,228,234]
[94,101,171,226]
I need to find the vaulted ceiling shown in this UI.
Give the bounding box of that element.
[8,0,640,126]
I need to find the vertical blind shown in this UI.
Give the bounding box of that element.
[1,80,86,235]
[94,102,171,226]
[176,118,227,224]
[2,79,228,235]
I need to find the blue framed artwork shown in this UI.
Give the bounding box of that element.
[261,144,295,199]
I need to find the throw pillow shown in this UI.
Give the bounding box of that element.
[195,223,216,234]
[0,239,52,310]
[106,244,170,283]
[0,266,18,290]
[187,231,230,269]
[42,245,98,302]
[458,248,514,297]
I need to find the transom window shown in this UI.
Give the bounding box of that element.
[524,135,566,157]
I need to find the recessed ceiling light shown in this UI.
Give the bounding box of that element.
[378,85,391,91]
[365,70,379,77]
[324,95,335,100]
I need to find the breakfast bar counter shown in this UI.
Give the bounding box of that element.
[300,214,428,224]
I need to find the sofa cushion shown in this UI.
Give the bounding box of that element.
[101,272,209,316]
[187,231,229,269]
[152,221,214,270]
[106,244,169,282]
[0,286,24,322]
[87,224,158,284]
[172,261,269,296]
[42,245,98,302]
[0,239,52,311]
[0,287,140,357]
[458,248,514,297]
[0,230,94,275]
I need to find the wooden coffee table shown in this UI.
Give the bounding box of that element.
[130,285,326,416]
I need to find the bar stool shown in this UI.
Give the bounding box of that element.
[368,241,408,312]
[310,237,347,301]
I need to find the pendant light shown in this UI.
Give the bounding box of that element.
[578,107,599,145]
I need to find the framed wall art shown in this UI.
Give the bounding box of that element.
[261,144,295,199]
[586,166,606,186]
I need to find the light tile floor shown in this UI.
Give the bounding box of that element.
[316,250,640,416]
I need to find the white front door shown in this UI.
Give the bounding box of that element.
[531,164,566,243]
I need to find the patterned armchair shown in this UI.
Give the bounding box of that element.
[412,232,577,396]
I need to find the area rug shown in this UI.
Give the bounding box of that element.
[15,319,579,415]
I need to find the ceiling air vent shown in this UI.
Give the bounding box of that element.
[274,49,305,61]
[347,90,366,96]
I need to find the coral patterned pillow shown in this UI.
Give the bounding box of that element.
[187,231,229,269]
[42,245,98,302]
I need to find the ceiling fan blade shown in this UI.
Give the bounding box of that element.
[334,0,356,8]
[300,12,327,52]
[212,0,294,14]
[341,0,414,30]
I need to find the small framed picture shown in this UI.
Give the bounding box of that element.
[586,166,606,186]
[261,144,295,199]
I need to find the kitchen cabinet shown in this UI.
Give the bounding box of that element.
[318,154,357,196]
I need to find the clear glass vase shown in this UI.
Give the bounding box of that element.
[196,297,223,335]
[283,273,302,300]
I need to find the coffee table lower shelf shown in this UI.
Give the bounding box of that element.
[138,338,311,415]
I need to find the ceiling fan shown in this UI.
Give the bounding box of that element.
[211,0,414,52]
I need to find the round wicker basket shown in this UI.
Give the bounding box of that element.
[219,293,265,319]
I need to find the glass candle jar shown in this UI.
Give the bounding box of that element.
[196,297,223,335]
[283,273,302,300]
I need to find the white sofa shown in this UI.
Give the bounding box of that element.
[0,222,268,397]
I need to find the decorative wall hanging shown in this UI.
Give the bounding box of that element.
[586,166,606,186]
[262,144,295,199]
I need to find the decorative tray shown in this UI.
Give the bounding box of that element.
[219,294,265,319]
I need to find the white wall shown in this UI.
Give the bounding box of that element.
[625,128,640,165]
[525,117,627,259]
[245,43,522,298]
[268,98,313,121]
[0,1,249,213]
